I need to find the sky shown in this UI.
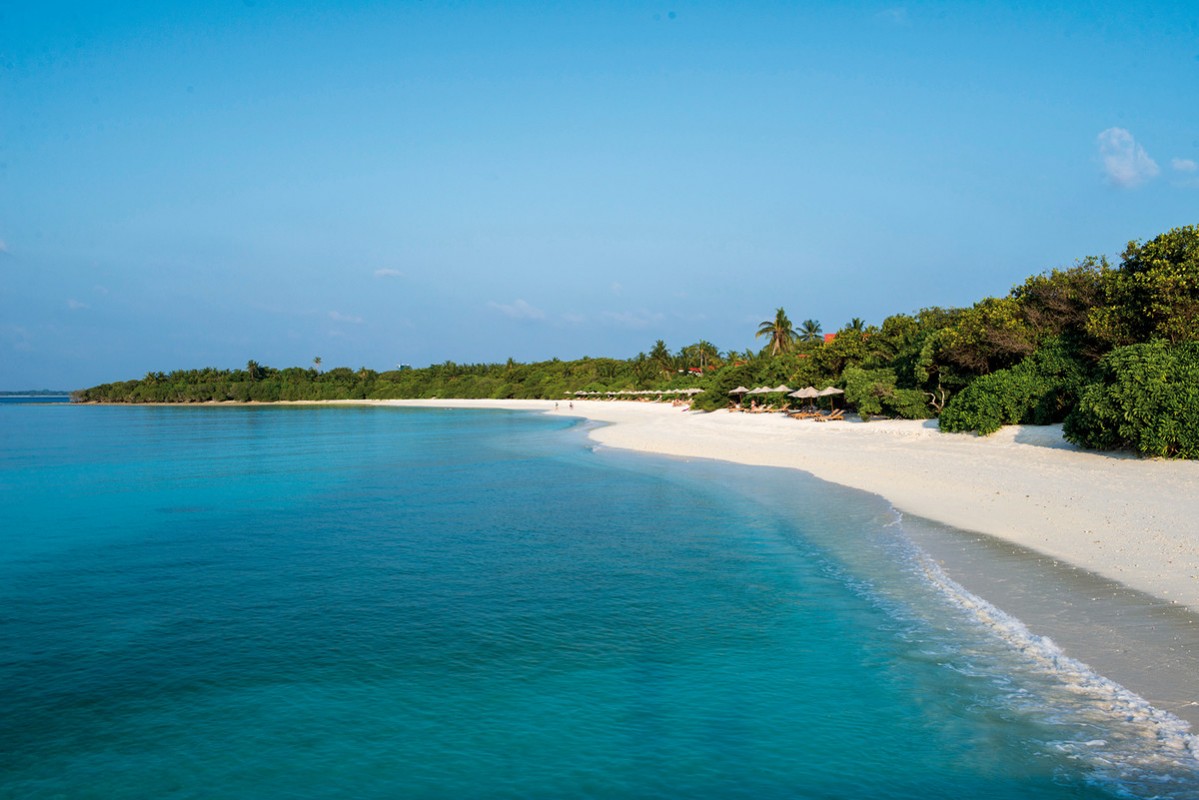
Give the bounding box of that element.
[2,1,1197,389]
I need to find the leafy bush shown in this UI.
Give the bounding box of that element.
[842,367,933,420]
[939,339,1091,435]
[1063,341,1199,458]
[1087,225,1199,347]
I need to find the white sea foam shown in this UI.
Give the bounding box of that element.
[886,510,1199,797]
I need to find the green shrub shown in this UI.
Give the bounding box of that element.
[1063,341,1199,457]
[939,339,1091,435]
[842,367,933,420]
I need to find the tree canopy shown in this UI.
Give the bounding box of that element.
[75,222,1199,457]
[756,308,798,356]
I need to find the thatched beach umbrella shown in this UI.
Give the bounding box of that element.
[817,385,845,410]
[772,384,793,394]
[788,386,820,411]
[727,385,750,408]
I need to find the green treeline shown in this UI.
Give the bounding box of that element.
[75,223,1199,457]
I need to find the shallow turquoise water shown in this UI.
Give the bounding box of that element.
[1,404,1197,798]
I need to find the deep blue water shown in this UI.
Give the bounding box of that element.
[2,404,1197,798]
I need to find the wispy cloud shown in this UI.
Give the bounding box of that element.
[1172,158,1198,173]
[374,268,404,278]
[873,7,909,25]
[600,309,665,330]
[489,299,546,320]
[0,239,9,256]
[1097,127,1159,188]
[4,324,32,351]
[67,298,89,310]
[328,310,364,324]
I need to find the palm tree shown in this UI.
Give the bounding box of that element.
[649,339,674,376]
[695,340,720,370]
[313,356,322,372]
[683,340,722,371]
[799,319,823,343]
[846,318,865,333]
[756,308,798,356]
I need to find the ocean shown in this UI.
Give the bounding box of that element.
[2,402,1197,798]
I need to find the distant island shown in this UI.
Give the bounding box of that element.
[75,224,1199,458]
[1,390,71,397]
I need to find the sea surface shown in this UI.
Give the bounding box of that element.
[2,402,1198,799]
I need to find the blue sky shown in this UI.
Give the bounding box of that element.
[2,1,1197,389]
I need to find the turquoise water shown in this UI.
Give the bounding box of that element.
[2,403,1197,798]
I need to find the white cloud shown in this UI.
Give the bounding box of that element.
[1097,127,1159,188]
[600,309,665,330]
[873,7,909,25]
[1172,158,1198,173]
[3,324,32,351]
[67,299,89,310]
[328,310,364,324]
[374,268,404,278]
[488,299,546,320]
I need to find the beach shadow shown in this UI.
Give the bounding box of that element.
[1009,424,1147,460]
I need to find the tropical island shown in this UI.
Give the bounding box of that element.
[75,223,1199,458]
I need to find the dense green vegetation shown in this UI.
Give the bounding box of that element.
[1063,341,1199,458]
[75,223,1199,457]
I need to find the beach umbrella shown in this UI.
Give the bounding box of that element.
[772,384,793,393]
[728,386,750,395]
[817,385,845,410]
[788,386,820,411]
[747,386,772,394]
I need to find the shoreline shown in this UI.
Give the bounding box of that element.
[370,398,1199,612]
[83,397,1199,724]
[372,398,1199,726]
[166,396,1199,615]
